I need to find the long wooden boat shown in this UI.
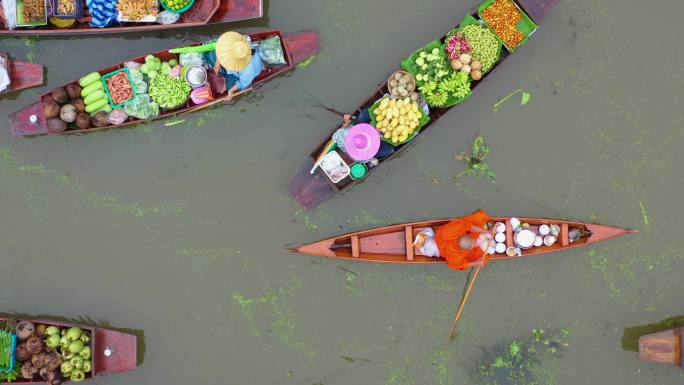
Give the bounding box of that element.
[639,328,684,367]
[289,216,636,265]
[288,0,560,209]
[0,0,261,35]
[9,29,320,136]
[1,53,43,96]
[0,316,136,384]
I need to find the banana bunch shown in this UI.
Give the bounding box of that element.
[374,97,423,144]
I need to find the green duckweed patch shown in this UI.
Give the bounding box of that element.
[472,327,570,385]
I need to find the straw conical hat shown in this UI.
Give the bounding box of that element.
[216,31,252,72]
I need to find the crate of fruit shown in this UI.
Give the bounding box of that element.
[478,0,538,51]
[52,0,84,18]
[101,68,137,108]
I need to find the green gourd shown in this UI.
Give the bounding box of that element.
[84,90,105,105]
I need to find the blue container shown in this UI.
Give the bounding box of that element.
[0,332,17,373]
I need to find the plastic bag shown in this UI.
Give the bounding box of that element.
[127,68,147,94]
[190,85,213,105]
[156,10,179,24]
[0,57,10,92]
[107,108,128,125]
[124,61,141,71]
[124,94,159,119]
[258,35,286,65]
[413,228,440,257]
[179,52,204,68]
[1,0,18,29]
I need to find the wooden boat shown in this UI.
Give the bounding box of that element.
[289,216,636,264]
[0,0,261,35]
[288,0,560,210]
[1,53,43,96]
[0,316,136,384]
[9,29,320,136]
[639,328,684,367]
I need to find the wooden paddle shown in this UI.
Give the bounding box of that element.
[448,246,490,342]
[181,87,253,116]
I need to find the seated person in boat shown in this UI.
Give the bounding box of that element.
[333,111,395,161]
[416,209,493,270]
[205,31,263,98]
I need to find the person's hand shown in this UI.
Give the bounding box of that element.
[343,114,352,127]
[213,62,221,74]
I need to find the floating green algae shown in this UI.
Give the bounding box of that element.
[622,315,684,352]
[0,148,184,218]
[473,327,570,385]
[296,55,317,69]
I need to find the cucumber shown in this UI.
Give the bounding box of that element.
[84,90,105,105]
[90,105,112,116]
[79,72,101,88]
[85,98,109,113]
[81,81,103,98]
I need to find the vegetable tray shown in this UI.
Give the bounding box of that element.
[443,14,503,75]
[101,68,137,108]
[0,332,17,373]
[478,0,538,51]
[16,0,48,26]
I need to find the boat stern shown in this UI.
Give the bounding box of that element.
[288,162,336,209]
[10,102,49,136]
[638,328,682,366]
[93,328,137,375]
[283,30,321,66]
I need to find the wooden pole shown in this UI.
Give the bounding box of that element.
[448,266,480,342]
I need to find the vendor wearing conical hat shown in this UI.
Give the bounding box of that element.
[206,31,263,98]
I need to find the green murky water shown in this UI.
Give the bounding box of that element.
[2,0,684,383]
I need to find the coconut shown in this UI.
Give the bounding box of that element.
[60,104,77,123]
[471,70,482,81]
[32,352,47,369]
[16,343,32,362]
[47,371,62,385]
[43,100,61,119]
[26,335,44,354]
[21,361,37,379]
[72,98,86,113]
[51,87,68,104]
[75,113,91,130]
[47,118,68,133]
[92,111,109,127]
[45,352,62,372]
[471,60,482,70]
[16,321,35,341]
[65,84,82,100]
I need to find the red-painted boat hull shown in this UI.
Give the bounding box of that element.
[1,54,44,95]
[639,328,684,367]
[0,0,261,36]
[9,29,320,137]
[0,317,136,384]
[290,216,637,266]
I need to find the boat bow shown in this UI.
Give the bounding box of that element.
[93,328,137,375]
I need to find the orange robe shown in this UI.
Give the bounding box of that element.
[435,210,491,270]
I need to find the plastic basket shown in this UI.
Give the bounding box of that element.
[16,0,48,26]
[478,0,538,51]
[51,0,84,19]
[160,0,195,14]
[101,68,137,108]
[0,332,17,373]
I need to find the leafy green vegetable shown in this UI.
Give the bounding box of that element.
[149,73,191,110]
